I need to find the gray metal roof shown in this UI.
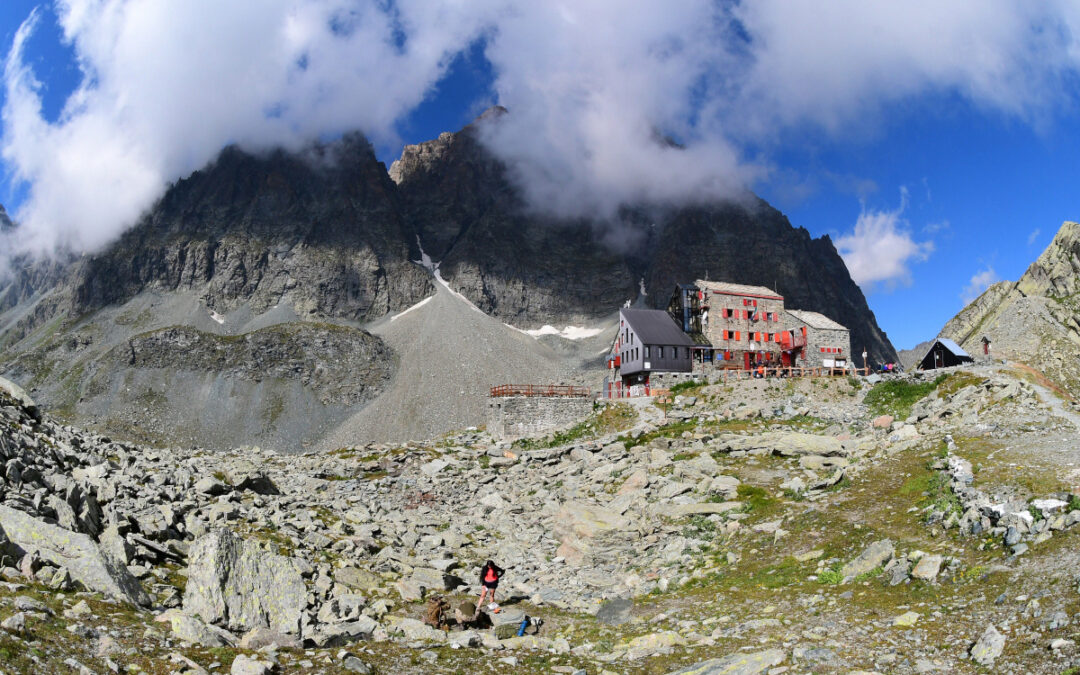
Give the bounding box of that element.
[785,309,848,331]
[620,308,696,346]
[695,280,782,300]
[935,338,971,358]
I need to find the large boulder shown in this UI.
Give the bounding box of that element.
[0,505,150,606]
[552,502,635,565]
[0,376,39,420]
[721,432,846,457]
[183,529,306,635]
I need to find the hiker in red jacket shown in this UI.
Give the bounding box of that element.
[478,560,505,608]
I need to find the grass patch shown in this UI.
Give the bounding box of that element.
[853,565,884,583]
[936,372,985,398]
[669,380,705,396]
[864,373,948,419]
[817,562,843,585]
[1069,494,1080,512]
[897,464,961,518]
[737,484,773,512]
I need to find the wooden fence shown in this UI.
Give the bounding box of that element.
[490,384,593,398]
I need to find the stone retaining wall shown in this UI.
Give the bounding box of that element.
[487,396,593,440]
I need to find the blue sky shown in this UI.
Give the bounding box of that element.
[2,2,1079,351]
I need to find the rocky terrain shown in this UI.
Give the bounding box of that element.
[940,220,1080,395]
[3,359,1080,674]
[0,110,896,450]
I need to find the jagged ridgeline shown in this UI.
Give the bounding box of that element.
[0,112,897,449]
[940,220,1080,395]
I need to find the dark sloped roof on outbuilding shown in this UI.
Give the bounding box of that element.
[620,308,696,346]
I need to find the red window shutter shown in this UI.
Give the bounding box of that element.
[753,300,757,307]
[735,331,740,341]
[774,313,779,322]
[821,347,825,352]
[802,326,807,337]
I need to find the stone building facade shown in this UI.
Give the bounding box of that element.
[667,280,852,370]
[671,281,786,369]
[486,395,593,440]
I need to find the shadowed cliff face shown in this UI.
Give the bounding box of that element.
[392,117,898,364]
[68,135,434,323]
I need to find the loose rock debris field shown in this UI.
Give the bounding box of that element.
[2,365,1080,674]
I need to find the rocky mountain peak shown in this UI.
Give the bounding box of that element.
[940,219,1080,396]
[388,131,458,185]
[1016,220,1080,298]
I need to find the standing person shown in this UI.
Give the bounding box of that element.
[478,560,505,609]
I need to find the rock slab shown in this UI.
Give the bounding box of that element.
[970,624,1005,666]
[666,648,786,674]
[0,505,150,606]
[183,528,306,635]
[840,539,894,583]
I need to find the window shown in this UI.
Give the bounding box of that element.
[644,347,650,358]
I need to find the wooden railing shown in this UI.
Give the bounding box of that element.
[490,384,592,398]
[713,366,871,381]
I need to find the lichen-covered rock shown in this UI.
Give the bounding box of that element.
[182,529,306,635]
[840,539,894,583]
[0,505,150,606]
[970,624,1005,666]
[164,610,236,647]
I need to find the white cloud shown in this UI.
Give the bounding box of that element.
[836,193,933,289]
[1,0,500,257]
[961,266,1001,304]
[1028,228,1041,245]
[1,1,1080,260]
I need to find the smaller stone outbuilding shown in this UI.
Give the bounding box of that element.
[784,309,852,369]
[918,338,973,370]
[487,385,593,439]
